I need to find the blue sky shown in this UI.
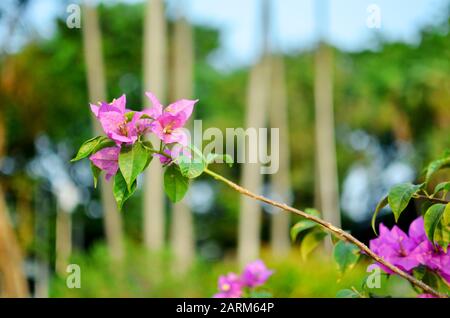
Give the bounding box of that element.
[5,0,449,68]
[170,0,449,67]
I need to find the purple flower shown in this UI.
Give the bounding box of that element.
[370,216,450,283]
[145,91,198,146]
[154,148,172,165]
[91,95,152,145]
[213,273,243,298]
[369,224,420,273]
[414,240,450,284]
[241,260,273,288]
[408,216,428,244]
[89,146,120,181]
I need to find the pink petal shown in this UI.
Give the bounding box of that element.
[90,104,100,117]
[89,146,120,179]
[111,94,127,113]
[165,99,198,119]
[145,91,163,118]
[163,128,188,146]
[98,111,125,137]
[408,216,427,243]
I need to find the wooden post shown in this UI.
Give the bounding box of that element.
[170,10,195,274]
[82,3,124,260]
[142,0,167,250]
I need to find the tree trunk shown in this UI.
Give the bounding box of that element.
[238,58,269,267]
[269,55,291,256]
[237,0,271,267]
[82,3,124,260]
[55,207,71,275]
[0,113,29,297]
[142,0,167,250]
[313,43,341,250]
[170,13,195,274]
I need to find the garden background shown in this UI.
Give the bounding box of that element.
[0,0,449,297]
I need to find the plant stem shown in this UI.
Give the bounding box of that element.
[204,168,448,298]
[413,194,449,205]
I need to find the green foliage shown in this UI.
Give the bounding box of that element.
[333,241,360,275]
[425,156,450,184]
[290,220,317,242]
[424,203,450,251]
[90,162,101,188]
[113,171,137,210]
[50,243,367,298]
[177,146,207,179]
[248,291,272,298]
[71,136,113,162]
[290,208,321,242]
[336,289,360,298]
[206,153,234,167]
[163,165,189,203]
[434,182,450,196]
[118,141,150,191]
[300,230,327,260]
[371,196,388,234]
[387,183,422,222]
[413,266,448,293]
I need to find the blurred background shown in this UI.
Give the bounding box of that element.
[0,0,449,297]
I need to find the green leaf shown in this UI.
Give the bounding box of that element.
[290,220,317,242]
[423,203,450,251]
[90,162,101,188]
[124,111,135,122]
[300,229,327,260]
[177,146,206,179]
[387,183,422,222]
[426,156,450,183]
[206,153,234,167]
[413,266,445,291]
[336,289,360,298]
[118,142,149,191]
[371,196,388,235]
[304,208,321,217]
[333,241,360,274]
[248,291,272,298]
[71,136,106,162]
[433,203,450,252]
[164,165,189,203]
[139,114,153,120]
[113,171,137,210]
[141,141,154,170]
[433,182,450,196]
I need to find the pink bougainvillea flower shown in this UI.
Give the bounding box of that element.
[213,273,243,298]
[369,224,420,273]
[154,148,173,165]
[414,240,450,284]
[144,91,198,146]
[89,146,120,181]
[241,260,274,288]
[370,216,450,283]
[408,216,428,244]
[90,95,153,145]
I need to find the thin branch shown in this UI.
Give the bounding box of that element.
[414,194,450,205]
[204,168,448,298]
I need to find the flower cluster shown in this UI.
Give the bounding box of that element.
[88,92,198,180]
[213,260,274,298]
[370,216,450,284]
